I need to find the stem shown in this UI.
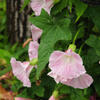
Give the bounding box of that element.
[78,43,85,55]
[72,29,81,44]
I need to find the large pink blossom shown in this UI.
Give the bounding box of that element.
[49,95,56,100]
[31,0,54,16]
[15,97,32,100]
[28,41,39,62]
[10,58,33,87]
[31,25,42,41]
[48,49,93,89]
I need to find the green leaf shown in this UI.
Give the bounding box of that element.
[51,0,68,15]
[29,10,72,79]
[83,49,100,66]
[86,35,100,56]
[29,9,52,30]
[37,25,71,79]
[73,0,88,22]
[71,89,88,100]
[94,78,100,96]
[0,49,12,58]
[60,85,71,94]
[35,86,45,97]
[86,6,100,31]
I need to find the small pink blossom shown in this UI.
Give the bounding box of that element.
[10,58,33,87]
[49,95,56,100]
[28,41,39,62]
[31,25,42,41]
[48,49,93,89]
[15,97,32,100]
[31,0,54,16]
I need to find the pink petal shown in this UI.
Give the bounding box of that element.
[31,0,43,16]
[31,25,42,41]
[63,74,93,89]
[28,41,39,61]
[49,50,86,80]
[10,58,33,87]
[15,97,32,100]
[66,49,83,65]
[48,71,59,83]
[43,0,54,14]
[49,95,56,100]
[31,0,53,16]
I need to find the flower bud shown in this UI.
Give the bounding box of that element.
[30,58,38,66]
[68,44,76,51]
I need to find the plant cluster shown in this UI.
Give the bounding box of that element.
[2,0,100,100]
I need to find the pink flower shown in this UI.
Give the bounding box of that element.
[48,49,93,89]
[31,0,54,16]
[31,25,42,41]
[49,95,56,100]
[15,97,32,100]
[10,58,33,87]
[28,41,39,62]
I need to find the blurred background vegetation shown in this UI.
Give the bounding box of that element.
[0,1,30,97]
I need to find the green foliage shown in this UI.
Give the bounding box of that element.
[86,35,100,56]
[51,0,68,15]
[94,78,100,96]
[86,6,100,31]
[73,0,88,22]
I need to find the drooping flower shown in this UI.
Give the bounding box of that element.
[10,58,33,87]
[48,49,93,89]
[15,97,32,100]
[31,25,42,41]
[31,0,54,16]
[28,41,39,62]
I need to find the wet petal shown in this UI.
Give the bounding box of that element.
[63,74,93,89]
